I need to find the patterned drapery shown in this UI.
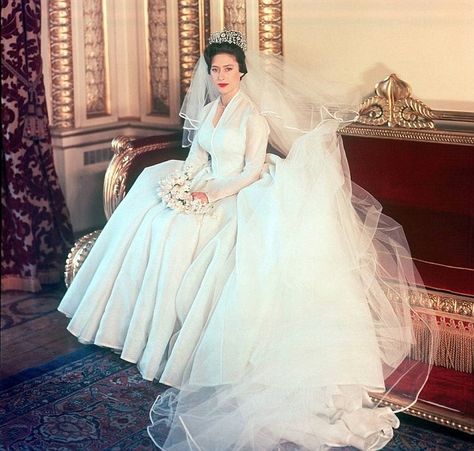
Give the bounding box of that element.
[1,0,73,292]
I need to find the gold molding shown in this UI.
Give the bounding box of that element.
[103,136,134,219]
[407,289,473,317]
[103,135,183,219]
[258,0,283,55]
[178,0,209,99]
[356,74,474,130]
[380,286,473,318]
[64,230,102,288]
[148,0,170,115]
[48,0,75,128]
[83,0,108,116]
[202,0,211,46]
[338,124,474,146]
[371,394,474,434]
[434,110,474,123]
[224,0,246,35]
[358,74,436,129]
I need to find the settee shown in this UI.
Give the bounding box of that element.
[64,76,473,434]
[337,75,473,434]
[64,131,185,285]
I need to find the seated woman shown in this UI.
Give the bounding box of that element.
[59,30,437,450]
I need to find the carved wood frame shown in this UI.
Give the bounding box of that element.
[339,75,473,433]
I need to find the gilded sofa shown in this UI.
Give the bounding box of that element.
[338,75,473,434]
[64,76,473,434]
[64,132,185,287]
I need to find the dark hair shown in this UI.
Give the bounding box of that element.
[203,42,247,77]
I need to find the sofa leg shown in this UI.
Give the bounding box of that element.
[64,230,102,287]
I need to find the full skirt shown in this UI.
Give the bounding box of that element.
[59,122,435,450]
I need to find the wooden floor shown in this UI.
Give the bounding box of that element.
[1,284,82,379]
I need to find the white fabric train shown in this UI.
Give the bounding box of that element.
[59,89,437,450]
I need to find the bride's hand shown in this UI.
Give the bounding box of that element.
[191,192,209,204]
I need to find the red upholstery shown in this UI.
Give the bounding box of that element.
[122,132,474,295]
[386,359,474,417]
[341,135,474,296]
[124,132,187,192]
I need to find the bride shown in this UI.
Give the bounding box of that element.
[59,30,437,450]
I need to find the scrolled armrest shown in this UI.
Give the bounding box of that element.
[103,132,186,219]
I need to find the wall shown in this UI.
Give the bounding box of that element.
[283,0,474,112]
[41,0,473,233]
[42,0,181,233]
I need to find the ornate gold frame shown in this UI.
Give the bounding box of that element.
[64,230,101,287]
[372,392,473,434]
[355,74,474,133]
[147,0,171,115]
[48,0,75,128]
[258,0,283,55]
[83,0,109,117]
[339,77,473,433]
[340,74,474,144]
[341,124,474,146]
[177,0,210,98]
[102,135,183,220]
[224,0,246,34]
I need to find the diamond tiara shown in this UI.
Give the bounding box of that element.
[208,29,247,51]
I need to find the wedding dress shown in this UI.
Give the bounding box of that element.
[58,91,269,382]
[59,61,436,449]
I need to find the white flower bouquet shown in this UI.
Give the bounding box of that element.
[157,166,213,215]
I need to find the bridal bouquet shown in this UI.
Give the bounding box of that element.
[157,166,213,215]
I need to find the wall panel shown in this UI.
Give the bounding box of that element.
[283,0,474,111]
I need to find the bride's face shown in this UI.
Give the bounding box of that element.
[210,53,243,98]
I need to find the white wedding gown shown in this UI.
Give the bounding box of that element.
[59,91,431,450]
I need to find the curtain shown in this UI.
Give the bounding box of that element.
[1,0,73,292]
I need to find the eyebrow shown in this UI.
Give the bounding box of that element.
[211,64,235,68]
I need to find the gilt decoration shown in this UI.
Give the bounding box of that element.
[224,0,246,35]
[48,0,75,128]
[177,0,210,98]
[358,74,436,129]
[258,0,283,55]
[148,0,170,114]
[83,0,108,116]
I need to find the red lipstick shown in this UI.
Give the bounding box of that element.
[218,83,229,88]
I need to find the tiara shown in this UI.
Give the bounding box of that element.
[208,29,247,51]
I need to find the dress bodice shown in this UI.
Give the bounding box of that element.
[198,93,249,178]
[184,91,269,202]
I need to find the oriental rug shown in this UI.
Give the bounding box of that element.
[0,346,471,450]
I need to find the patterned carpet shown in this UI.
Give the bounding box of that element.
[0,347,162,450]
[1,345,472,450]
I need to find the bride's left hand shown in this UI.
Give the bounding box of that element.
[191,192,209,204]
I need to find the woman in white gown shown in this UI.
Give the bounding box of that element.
[59,31,437,450]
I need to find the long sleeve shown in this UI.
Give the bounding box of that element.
[184,137,209,176]
[183,102,213,176]
[206,114,269,203]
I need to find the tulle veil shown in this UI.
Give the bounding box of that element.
[180,52,362,152]
[148,50,439,450]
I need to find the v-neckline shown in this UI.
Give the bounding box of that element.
[211,91,240,129]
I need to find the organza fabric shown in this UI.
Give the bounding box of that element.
[58,48,439,449]
[146,60,438,448]
[181,52,361,154]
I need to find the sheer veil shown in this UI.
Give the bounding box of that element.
[180,51,361,153]
[151,49,439,450]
